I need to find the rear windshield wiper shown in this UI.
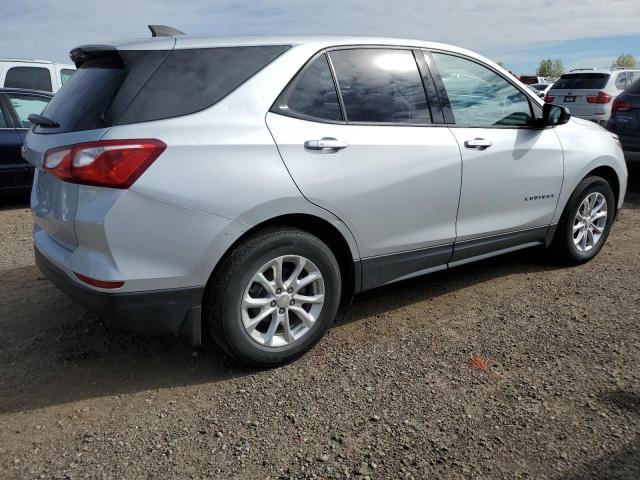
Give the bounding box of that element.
[28,114,59,128]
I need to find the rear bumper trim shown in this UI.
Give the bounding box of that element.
[35,247,204,337]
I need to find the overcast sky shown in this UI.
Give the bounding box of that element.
[2,0,639,73]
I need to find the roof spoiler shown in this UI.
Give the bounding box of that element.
[69,45,118,68]
[148,25,185,37]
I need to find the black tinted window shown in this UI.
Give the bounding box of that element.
[273,54,342,121]
[119,46,289,124]
[36,55,125,133]
[5,67,52,92]
[329,49,429,124]
[36,46,288,133]
[553,73,609,90]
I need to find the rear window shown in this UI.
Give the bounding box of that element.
[37,45,289,133]
[5,66,53,92]
[552,73,609,90]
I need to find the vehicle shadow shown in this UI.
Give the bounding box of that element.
[561,389,640,479]
[0,246,557,414]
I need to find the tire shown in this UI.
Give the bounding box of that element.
[204,228,341,367]
[550,175,615,265]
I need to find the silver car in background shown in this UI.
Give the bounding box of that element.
[545,68,639,125]
[25,30,627,366]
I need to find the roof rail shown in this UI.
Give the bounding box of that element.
[611,66,640,70]
[569,68,598,72]
[148,25,185,37]
[0,58,53,64]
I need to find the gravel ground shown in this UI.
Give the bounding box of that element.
[1,168,639,479]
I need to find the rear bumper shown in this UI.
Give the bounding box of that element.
[35,247,204,340]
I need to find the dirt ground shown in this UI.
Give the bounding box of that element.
[1,168,639,480]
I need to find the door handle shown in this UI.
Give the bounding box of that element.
[304,137,348,152]
[464,138,493,149]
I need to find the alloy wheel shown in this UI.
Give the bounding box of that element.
[241,255,325,347]
[573,192,608,253]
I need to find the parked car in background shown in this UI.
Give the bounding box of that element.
[26,31,627,366]
[0,88,52,192]
[607,77,640,163]
[520,75,551,85]
[527,83,551,98]
[0,59,75,93]
[545,68,639,125]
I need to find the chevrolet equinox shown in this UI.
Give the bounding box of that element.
[26,29,628,366]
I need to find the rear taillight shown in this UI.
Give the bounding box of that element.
[612,99,632,113]
[544,95,555,103]
[43,139,166,188]
[586,92,612,104]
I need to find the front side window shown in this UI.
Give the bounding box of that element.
[4,66,53,92]
[272,54,342,121]
[7,93,50,127]
[329,48,430,124]
[432,52,533,127]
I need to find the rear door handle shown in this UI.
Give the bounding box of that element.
[304,137,348,152]
[464,138,493,149]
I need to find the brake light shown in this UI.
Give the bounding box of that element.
[544,95,555,103]
[43,139,166,188]
[612,99,632,113]
[586,92,612,104]
[74,273,125,289]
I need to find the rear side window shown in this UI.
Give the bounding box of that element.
[60,69,75,85]
[7,93,50,127]
[272,54,342,122]
[553,73,609,90]
[4,66,53,92]
[119,46,289,124]
[329,49,430,124]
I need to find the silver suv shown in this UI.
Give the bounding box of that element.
[546,68,639,125]
[26,31,628,366]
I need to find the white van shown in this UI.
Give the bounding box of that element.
[0,59,76,93]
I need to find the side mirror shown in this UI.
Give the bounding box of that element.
[542,103,571,126]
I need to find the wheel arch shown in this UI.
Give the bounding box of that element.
[203,213,360,312]
[586,165,621,213]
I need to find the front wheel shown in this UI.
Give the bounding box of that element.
[204,228,341,367]
[550,175,615,264]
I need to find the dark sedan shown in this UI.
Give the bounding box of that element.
[0,88,52,192]
[608,78,640,164]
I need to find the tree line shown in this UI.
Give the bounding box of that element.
[498,54,638,77]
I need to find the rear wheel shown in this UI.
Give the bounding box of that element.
[204,228,341,367]
[550,176,615,264]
